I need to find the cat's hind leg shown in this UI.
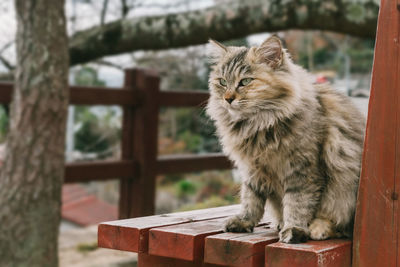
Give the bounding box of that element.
[309,218,336,240]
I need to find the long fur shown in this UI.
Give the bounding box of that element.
[206,36,365,243]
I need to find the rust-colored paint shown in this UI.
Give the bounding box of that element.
[352,0,400,266]
[204,227,278,267]
[138,253,220,267]
[265,240,352,267]
[148,218,226,261]
[98,205,239,253]
[98,224,139,252]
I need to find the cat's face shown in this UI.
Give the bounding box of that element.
[208,37,296,119]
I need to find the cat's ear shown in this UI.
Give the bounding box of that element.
[256,36,284,69]
[208,39,228,63]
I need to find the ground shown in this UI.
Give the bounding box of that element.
[59,225,137,267]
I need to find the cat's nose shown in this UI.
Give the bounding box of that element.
[225,97,235,104]
[224,92,236,104]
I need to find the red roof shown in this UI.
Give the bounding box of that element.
[62,184,118,226]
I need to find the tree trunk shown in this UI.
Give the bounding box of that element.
[69,0,379,66]
[0,0,69,266]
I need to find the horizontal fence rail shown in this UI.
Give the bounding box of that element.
[65,160,137,183]
[159,91,209,107]
[0,82,140,106]
[157,153,232,175]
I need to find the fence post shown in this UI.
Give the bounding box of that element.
[119,68,160,219]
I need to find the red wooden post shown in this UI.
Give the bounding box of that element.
[119,68,160,219]
[353,0,400,266]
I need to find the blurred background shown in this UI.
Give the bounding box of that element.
[0,0,373,266]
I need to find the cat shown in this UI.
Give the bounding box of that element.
[206,36,365,243]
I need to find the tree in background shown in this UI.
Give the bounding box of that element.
[0,0,69,266]
[0,0,380,75]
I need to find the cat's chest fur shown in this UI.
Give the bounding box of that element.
[216,106,319,194]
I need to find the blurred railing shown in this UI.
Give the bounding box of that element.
[0,68,232,219]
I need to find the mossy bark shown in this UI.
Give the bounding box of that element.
[69,0,379,66]
[0,0,69,266]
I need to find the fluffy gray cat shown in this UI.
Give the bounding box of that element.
[206,36,365,243]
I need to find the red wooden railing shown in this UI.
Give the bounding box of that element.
[352,0,400,266]
[0,68,232,219]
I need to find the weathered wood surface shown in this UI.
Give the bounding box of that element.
[64,160,136,183]
[148,212,274,262]
[99,205,353,267]
[98,205,239,253]
[352,0,400,266]
[149,218,227,261]
[0,82,138,106]
[158,91,209,107]
[138,253,220,267]
[265,240,352,267]
[157,153,232,175]
[204,227,278,267]
[119,69,160,219]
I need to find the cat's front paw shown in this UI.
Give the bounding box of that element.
[279,227,309,244]
[224,215,254,233]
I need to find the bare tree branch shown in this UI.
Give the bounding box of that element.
[0,55,14,70]
[69,0,379,66]
[100,0,110,26]
[94,59,124,70]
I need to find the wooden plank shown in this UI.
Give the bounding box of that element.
[0,82,140,106]
[138,253,220,267]
[64,160,136,183]
[70,86,140,106]
[98,205,240,253]
[159,91,209,107]
[148,218,226,261]
[157,153,232,175]
[265,240,352,267]
[148,212,274,262]
[204,227,278,267]
[352,0,400,266]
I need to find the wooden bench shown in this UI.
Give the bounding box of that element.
[98,205,351,267]
[98,0,399,266]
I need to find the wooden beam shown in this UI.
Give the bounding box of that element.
[156,153,233,175]
[159,91,209,107]
[265,240,352,267]
[205,227,278,267]
[64,160,136,183]
[0,82,141,106]
[70,86,141,106]
[98,205,240,253]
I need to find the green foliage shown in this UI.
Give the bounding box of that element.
[174,108,220,153]
[74,106,120,156]
[177,179,197,198]
[298,48,337,70]
[76,242,98,253]
[74,66,105,86]
[348,49,374,73]
[178,130,203,153]
[0,105,9,142]
[72,66,121,157]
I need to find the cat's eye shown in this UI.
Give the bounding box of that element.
[239,78,253,86]
[219,78,227,86]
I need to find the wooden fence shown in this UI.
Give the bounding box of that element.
[0,68,232,219]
